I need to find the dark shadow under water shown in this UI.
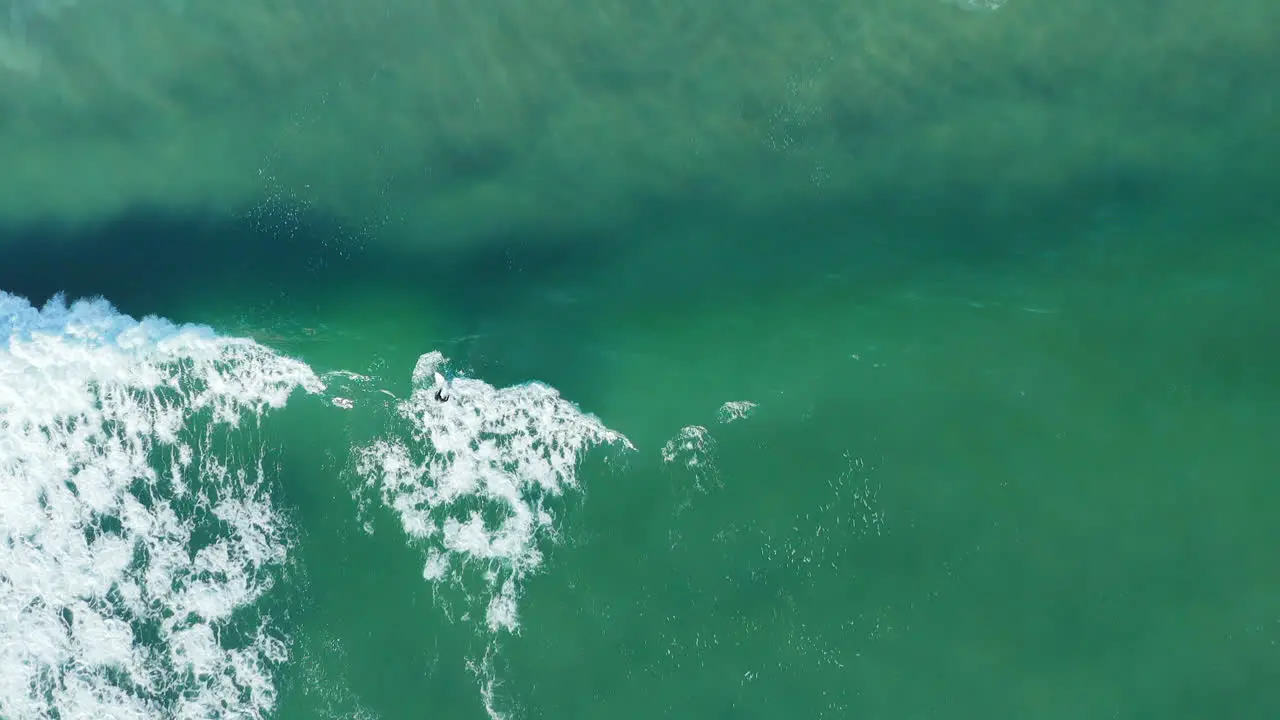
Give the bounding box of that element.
[1,166,1274,407]
[0,203,622,401]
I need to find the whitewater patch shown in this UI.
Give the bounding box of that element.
[716,400,757,424]
[662,425,716,474]
[0,291,322,720]
[663,398,760,495]
[353,351,633,635]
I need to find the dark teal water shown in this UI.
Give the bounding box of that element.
[2,1,1279,719]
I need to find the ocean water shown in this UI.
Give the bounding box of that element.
[2,1,1280,719]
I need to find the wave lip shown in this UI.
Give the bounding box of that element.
[0,291,321,720]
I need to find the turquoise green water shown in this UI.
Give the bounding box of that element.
[2,1,1279,719]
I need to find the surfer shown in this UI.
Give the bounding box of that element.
[433,371,451,402]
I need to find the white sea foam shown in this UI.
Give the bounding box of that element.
[660,425,721,524]
[664,400,757,497]
[943,0,1008,10]
[0,292,322,720]
[354,351,632,634]
[716,400,757,424]
[661,425,718,484]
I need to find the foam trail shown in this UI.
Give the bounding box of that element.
[0,291,323,720]
[355,351,632,635]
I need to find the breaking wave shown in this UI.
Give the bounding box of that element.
[1,293,632,720]
[0,291,322,719]
[353,351,633,635]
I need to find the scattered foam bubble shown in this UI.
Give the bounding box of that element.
[716,401,757,424]
[0,292,322,720]
[290,630,379,720]
[829,453,886,539]
[354,351,632,635]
